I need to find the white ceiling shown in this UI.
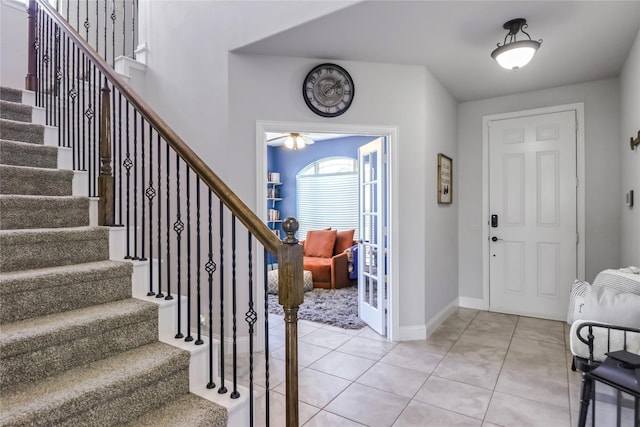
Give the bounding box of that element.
[235,1,640,102]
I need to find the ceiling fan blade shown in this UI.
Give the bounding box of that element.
[266,135,287,143]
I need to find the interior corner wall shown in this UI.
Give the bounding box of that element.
[1,0,28,89]
[619,29,640,266]
[458,78,621,301]
[229,53,458,338]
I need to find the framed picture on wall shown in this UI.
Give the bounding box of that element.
[437,153,452,204]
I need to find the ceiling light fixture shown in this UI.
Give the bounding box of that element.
[283,133,313,150]
[491,18,542,70]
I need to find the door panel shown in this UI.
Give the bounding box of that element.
[489,110,577,320]
[358,138,385,335]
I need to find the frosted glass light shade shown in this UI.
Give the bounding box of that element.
[284,135,306,150]
[492,40,541,70]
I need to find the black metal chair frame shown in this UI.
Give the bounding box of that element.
[572,322,640,427]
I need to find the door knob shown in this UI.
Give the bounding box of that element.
[491,236,502,242]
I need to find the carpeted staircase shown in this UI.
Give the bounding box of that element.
[0,87,227,426]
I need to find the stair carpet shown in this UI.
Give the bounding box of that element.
[0,87,227,426]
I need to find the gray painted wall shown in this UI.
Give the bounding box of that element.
[458,78,621,302]
[228,54,459,338]
[1,0,28,89]
[620,30,640,266]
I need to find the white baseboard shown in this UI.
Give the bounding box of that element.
[398,324,427,341]
[458,296,488,311]
[426,298,459,336]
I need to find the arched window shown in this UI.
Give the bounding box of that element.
[296,157,358,240]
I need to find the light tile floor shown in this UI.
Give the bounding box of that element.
[229,308,636,426]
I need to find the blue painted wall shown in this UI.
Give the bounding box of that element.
[268,135,379,232]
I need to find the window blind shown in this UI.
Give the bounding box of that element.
[296,173,359,241]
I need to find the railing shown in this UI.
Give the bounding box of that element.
[25,0,303,425]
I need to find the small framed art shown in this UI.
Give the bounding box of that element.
[437,153,452,204]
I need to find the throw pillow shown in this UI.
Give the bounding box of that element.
[567,280,590,325]
[580,285,640,328]
[334,229,355,255]
[304,230,337,258]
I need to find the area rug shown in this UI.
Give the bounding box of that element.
[267,285,367,329]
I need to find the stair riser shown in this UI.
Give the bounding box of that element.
[0,263,133,323]
[0,102,32,123]
[59,369,190,427]
[1,317,158,391]
[0,87,22,103]
[0,140,58,169]
[0,197,90,230]
[0,119,44,144]
[0,166,73,196]
[0,228,109,272]
[3,350,191,426]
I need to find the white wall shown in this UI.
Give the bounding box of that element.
[229,54,459,337]
[1,0,28,89]
[136,0,356,182]
[620,29,640,266]
[458,78,621,301]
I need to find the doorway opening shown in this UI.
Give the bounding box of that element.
[256,121,399,341]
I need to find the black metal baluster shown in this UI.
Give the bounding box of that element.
[246,232,256,425]
[231,215,239,399]
[123,101,132,259]
[80,51,86,172]
[84,0,89,43]
[263,246,270,425]
[164,144,173,300]
[195,177,203,345]
[155,135,164,298]
[122,0,126,58]
[111,0,116,67]
[139,118,146,261]
[132,110,138,259]
[185,169,194,342]
[218,200,227,394]
[206,190,216,389]
[174,155,184,337]
[131,0,136,57]
[55,25,61,146]
[75,0,79,36]
[70,45,77,168]
[95,0,99,54]
[145,123,155,296]
[103,0,107,62]
[34,9,40,107]
[44,14,50,124]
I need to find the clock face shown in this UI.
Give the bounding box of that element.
[303,63,354,118]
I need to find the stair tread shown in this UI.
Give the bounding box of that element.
[0,163,69,173]
[124,393,228,427]
[0,225,105,238]
[0,298,156,354]
[0,342,189,424]
[0,259,128,285]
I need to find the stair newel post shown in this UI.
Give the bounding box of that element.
[25,0,38,91]
[98,77,114,225]
[278,217,304,427]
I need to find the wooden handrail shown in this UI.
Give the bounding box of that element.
[33,0,281,255]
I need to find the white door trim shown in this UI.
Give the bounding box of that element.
[481,103,585,311]
[256,120,400,341]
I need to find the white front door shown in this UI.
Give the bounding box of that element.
[358,138,386,335]
[488,110,577,320]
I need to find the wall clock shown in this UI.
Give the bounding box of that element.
[302,63,354,118]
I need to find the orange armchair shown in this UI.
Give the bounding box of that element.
[301,229,356,289]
